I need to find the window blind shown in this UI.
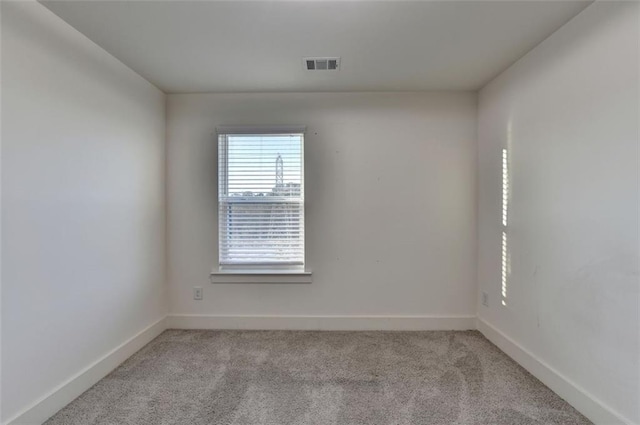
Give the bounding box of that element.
[218,131,305,267]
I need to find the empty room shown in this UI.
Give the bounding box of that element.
[1,0,638,424]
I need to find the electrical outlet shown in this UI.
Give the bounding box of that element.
[482,292,489,307]
[193,287,203,300]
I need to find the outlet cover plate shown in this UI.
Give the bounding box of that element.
[194,287,203,300]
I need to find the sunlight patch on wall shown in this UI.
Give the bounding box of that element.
[501,148,510,306]
[501,231,508,306]
[502,148,509,227]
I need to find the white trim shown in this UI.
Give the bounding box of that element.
[476,317,635,425]
[5,318,167,425]
[216,125,306,135]
[210,271,312,284]
[166,314,475,331]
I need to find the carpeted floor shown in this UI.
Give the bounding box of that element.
[45,330,591,425]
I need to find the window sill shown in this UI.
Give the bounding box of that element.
[210,270,312,284]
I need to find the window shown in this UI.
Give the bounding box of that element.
[217,127,305,270]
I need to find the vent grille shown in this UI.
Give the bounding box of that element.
[304,57,339,71]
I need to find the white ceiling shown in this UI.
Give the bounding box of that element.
[41,0,591,93]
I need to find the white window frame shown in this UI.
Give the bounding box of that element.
[211,126,311,283]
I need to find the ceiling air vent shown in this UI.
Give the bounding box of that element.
[304,57,340,71]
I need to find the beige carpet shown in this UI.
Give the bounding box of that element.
[45,330,591,425]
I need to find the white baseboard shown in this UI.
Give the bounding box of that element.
[5,317,167,425]
[166,314,476,331]
[476,318,634,425]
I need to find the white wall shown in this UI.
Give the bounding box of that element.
[167,92,477,321]
[1,2,167,422]
[477,2,639,424]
